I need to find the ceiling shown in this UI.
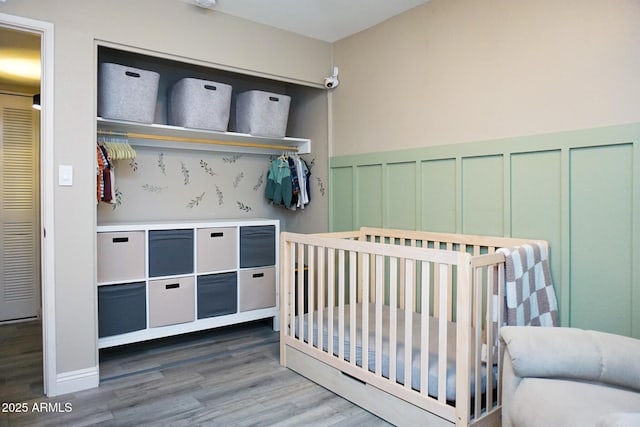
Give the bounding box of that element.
[0,0,428,90]
[196,0,429,43]
[0,27,40,92]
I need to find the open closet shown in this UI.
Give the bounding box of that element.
[95,43,328,350]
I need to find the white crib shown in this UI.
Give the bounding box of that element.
[280,227,547,427]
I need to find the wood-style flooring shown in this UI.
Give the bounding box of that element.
[0,319,391,426]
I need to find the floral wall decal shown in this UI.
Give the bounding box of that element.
[200,159,217,176]
[180,161,190,185]
[142,184,165,193]
[236,201,252,212]
[158,152,167,175]
[186,192,205,208]
[223,154,242,164]
[112,188,123,210]
[215,185,224,205]
[233,172,244,188]
[316,177,326,196]
[253,172,264,191]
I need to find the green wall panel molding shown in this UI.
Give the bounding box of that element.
[421,159,457,233]
[461,155,504,236]
[570,144,633,336]
[329,122,640,338]
[356,165,383,228]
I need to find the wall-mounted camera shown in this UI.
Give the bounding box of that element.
[324,66,339,89]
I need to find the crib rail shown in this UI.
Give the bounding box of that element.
[280,230,509,426]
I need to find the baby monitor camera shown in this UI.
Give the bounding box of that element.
[324,66,339,89]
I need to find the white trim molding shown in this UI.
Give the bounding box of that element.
[0,12,58,396]
[54,367,100,397]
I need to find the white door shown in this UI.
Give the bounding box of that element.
[0,93,40,321]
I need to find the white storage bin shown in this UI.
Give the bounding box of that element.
[197,227,237,273]
[98,63,160,124]
[235,90,291,138]
[239,267,276,312]
[97,231,145,283]
[148,276,195,327]
[168,78,232,131]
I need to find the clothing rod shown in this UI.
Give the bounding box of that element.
[96,129,299,152]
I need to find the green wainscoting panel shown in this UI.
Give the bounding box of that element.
[510,150,563,315]
[329,122,640,337]
[461,155,504,236]
[356,164,383,227]
[386,162,416,229]
[421,159,457,233]
[330,166,354,232]
[570,144,633,336]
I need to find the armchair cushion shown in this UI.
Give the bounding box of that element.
[500,326,640,392]
[500,326,640,427]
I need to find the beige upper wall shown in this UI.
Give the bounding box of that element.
[0,0,331,378]
[332,0,640,156]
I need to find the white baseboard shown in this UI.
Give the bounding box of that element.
[50,366,99,396]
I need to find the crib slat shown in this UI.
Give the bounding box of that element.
[389,257,398,384]
[485,263,495,411]
[338,250,346,360]
[307,246,315,350]
[297,243,305,343]
[375,254,383,376]
[420,261,431,396]
[404,258,414,389]
[362,254,370,373]
[473,266,483,418]
[317,247,325,352]
[289,243,297,341]
[433,256,440,318]
[496,262,506,408]
[399,239,406,310]
[437,263,448,403]
[349,251,357,366]
[327,248,335,357]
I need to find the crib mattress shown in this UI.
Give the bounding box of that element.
[293,302,494,402]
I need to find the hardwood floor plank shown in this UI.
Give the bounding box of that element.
[1,320,391,426]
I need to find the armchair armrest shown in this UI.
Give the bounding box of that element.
[500,326,640,392]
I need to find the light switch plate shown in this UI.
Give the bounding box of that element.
[59,165,73,186]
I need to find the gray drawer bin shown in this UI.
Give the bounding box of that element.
[148,276,195,327]
[197,227,237,273]
[98,282,146,338]
[97,231,145,283]
[148,229,194,277]
[98,62,160,124]
[168,78,232,131]
[197,272,237,319]
[239,267,276,312]
[240,225,275,268]
[235,90,291,138]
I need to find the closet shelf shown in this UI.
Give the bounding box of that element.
[97,117,311,155]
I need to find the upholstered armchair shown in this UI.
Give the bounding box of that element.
[500,326,640,427]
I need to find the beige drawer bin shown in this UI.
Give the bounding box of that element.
[197,227,237,273]
[239,267,276,312]
[97,231,145,283]
[148,276,195,327]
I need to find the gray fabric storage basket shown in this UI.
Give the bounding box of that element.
[168,78,232,131]
[235,90,291,138]
[98,63,160,124]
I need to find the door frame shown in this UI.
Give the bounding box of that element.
[0,13,55,396]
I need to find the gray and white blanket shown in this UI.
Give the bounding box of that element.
[497,242,559,327]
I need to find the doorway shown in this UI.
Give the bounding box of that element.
[0,12,55,396]
[0,91,40,322]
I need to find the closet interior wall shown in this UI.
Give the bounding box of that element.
[96,46,330,233]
